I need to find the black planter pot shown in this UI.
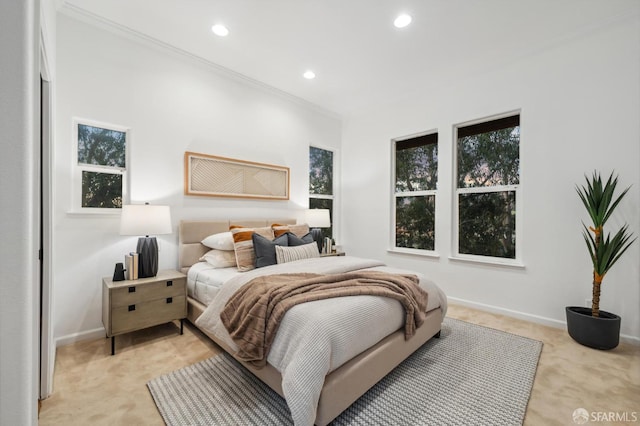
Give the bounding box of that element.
[566,306,621,350]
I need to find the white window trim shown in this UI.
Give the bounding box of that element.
[309,194,334,200]
[451,111,523,266]
[69,117,130,215]
[387,247,441,258]
[390,130,439,255]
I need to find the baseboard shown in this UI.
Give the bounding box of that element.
[56,327,106,347]
[54,303,640,348]
[447,296,640,346]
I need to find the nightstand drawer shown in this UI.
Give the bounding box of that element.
[111,278,186,307]
[111,295,186,335]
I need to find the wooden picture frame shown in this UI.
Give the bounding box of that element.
[184,151,290,200]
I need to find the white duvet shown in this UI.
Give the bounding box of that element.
[195,256,447,426]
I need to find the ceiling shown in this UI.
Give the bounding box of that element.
[59,0,637,118]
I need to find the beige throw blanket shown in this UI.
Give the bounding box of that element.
[220,270,429,367]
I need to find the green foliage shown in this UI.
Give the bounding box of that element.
[457,127,519,188]
[457,125,519,257]
[394,137,437,250]
[395,143,437,192]
[82,171,123,208]
[396,196,435,250]
[309,147,333,195]
[458,192,516,258]
[577,171,630,231]
[582,224,635,278]
[77,123,126,209]
[577,172,636,313]
[78,124,126,168]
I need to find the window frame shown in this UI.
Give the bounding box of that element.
[390,130,439,257]
[451,111,524,267]
[71,117,130,214]
[309,144,336,239]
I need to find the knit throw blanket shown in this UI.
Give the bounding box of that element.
[220,271,429,367]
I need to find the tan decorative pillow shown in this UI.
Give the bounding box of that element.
[230,226,275,271]
[271,223,310,238]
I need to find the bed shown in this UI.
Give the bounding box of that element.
[179,219,447,426]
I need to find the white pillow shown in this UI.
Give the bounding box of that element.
[275,242,320,264]
[199,249,237,268]
[202,232,235,251]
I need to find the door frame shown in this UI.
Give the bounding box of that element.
[39,38,54,400]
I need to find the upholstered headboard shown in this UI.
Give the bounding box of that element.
[178,218,297,273]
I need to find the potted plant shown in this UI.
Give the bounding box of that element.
[566,171,636,350]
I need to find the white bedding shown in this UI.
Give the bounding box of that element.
[195,256,447,426]
[187,262,242,306]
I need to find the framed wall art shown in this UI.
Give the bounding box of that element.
[184,151,290,200]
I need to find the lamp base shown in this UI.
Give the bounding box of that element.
[310,228,323,253]
[136,236,158,278]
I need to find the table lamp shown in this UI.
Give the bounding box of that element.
[304,209,331,252]
[120,203,172,278]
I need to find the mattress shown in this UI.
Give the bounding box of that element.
[187,262,242,306]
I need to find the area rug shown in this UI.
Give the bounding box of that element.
[147,318,542,425]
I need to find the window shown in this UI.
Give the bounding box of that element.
[73,119,129,211]
[309,146,334,239]
[393,132,438,252]
[455,113,520,261]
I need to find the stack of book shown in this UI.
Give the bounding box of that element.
[323,237,334,254]
[125,252,139,280]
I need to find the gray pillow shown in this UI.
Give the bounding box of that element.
[287,232,315,247]
[252,233,289,268]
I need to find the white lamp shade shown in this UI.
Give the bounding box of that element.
[120,204,172,236]
[304,209,331,228]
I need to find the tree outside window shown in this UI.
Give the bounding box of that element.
[74,120,128,210]
[456,114,520,259]
[393,133,438,251]
[309,146,334,239]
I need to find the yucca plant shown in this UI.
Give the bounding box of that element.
[576,171,636,318]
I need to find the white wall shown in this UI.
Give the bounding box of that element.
[0,0,40,424]
[40,0,56,81]
[342,15,640,341]
[54,14,341,343]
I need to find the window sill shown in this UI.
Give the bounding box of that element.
[387,248,440,259]
[448,255,525,269]
[66,209,121,217]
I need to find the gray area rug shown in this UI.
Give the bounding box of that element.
[148,318,542,425]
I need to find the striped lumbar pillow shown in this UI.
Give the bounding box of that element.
[275,242,320,264]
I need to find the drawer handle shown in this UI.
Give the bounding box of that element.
[128,305,136,311]
[166,281,173,287]
[128,287,136,293]
[166,297,173,304]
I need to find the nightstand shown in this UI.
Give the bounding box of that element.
[102,269,187,355]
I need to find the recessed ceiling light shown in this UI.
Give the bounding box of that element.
[211,24,229,37]
[394,14,412,28]
[303,70,316,80]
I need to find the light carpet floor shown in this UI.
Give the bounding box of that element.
[38,304,640,426]
[148,318,542,425]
